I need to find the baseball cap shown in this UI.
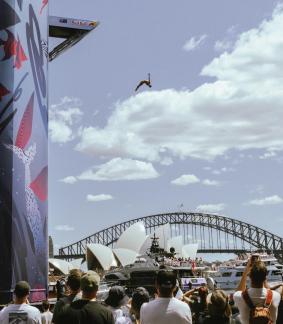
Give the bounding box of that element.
[14,281,30,298]
[156,270,177,288]
[80,271,100,292]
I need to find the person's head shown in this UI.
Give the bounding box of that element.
[80,270,100,299]
[155,270,177,297]
[66,269,82,293]
[131,287,150,320]
[249,261,267,287]
[105,286,129,308]
[207,290,231,319]
[198,286,208,304]
[14,281,30,303]
[42,300,50,312]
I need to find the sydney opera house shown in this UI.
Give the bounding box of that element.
[49,222,199,276]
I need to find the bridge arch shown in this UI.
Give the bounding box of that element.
[59,212,283,262]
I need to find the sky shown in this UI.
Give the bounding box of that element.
[48,0,283,254]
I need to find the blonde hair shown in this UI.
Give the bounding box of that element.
[207,290,231,318]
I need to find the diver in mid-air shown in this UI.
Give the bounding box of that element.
[135,73,152,91]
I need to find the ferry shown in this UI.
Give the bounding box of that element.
[214,254,283,290]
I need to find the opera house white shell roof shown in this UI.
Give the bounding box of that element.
[115,222,147,253]
[49,258,74,275]
[71,258,84,270]
[81,222,200,271]
[87,244,117,271]
[139,224,171,254]
[112,248,138,267]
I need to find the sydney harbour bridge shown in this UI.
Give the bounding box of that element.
[58,212,283,263]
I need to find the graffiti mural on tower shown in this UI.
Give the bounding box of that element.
[0,0,48,303]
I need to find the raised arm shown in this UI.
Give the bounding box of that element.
[236,258,252,291]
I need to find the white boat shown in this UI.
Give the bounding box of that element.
[214,254,283,290]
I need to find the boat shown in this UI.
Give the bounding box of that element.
[104,234,210,295]
[104,236,166,295]
[214,253,283,290]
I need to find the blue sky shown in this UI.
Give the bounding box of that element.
[49,0,283,252]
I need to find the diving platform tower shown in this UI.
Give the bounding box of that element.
[0,0,98,304]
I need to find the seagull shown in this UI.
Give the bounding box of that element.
[135,73,152,92]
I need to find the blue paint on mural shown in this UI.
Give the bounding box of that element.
[0,0,48,303]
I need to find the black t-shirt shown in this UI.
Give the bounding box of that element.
[57,299,114,324]
[53,294,78,323]
[201,315,230,324]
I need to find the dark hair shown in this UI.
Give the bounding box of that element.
[249,261,267,286]
[156,270,177,297]
[67,269,82,291]
[131,287,150,320]
[42,300,50,311]
[14,281,30,298]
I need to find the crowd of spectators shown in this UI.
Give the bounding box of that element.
[164,257,204,268]
[1,256,283,323]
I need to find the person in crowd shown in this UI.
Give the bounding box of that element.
[140,269,192,324]
[233,258,281,324]
[0,281,42,323]
[182,285,208,323]
[41,300,53,324]
[228,293,241,324]
[57,270,114,324]
[55,277,65,300]
[199,290,231,324]
[173,279,184,300]
[270,283,283,324]
[52,268,82,323]
[130,287,150,324]
[104,286,132,324]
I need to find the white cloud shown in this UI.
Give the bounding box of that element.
[171,174,200,186]
[248,195,283,206]
[212,167,235,175]
[183,34,207,52]
[55,225,74,231]
[60,176,77,184]
[78,158,159,181]
[49,97,83,143]
[160,157,173,166]
[214,40,233,52]
[196,203,226,213]
[214,25,238,53]
[202,179,220,186]
[249,185,265,195]
[76,6,283,163]
[259,150,277,159]
[86,194,113,202]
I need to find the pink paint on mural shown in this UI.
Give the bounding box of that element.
[40,0,48,15]
[0,29,28,68]
[0,83,10,100]
[14,35,28,69]
[15,92,34,149]
[30,166,48,202]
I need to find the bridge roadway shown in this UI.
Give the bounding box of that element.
[58,212,283,263]
[54,249,283,261]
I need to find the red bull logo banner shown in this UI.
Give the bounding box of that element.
[0,0,48,303]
